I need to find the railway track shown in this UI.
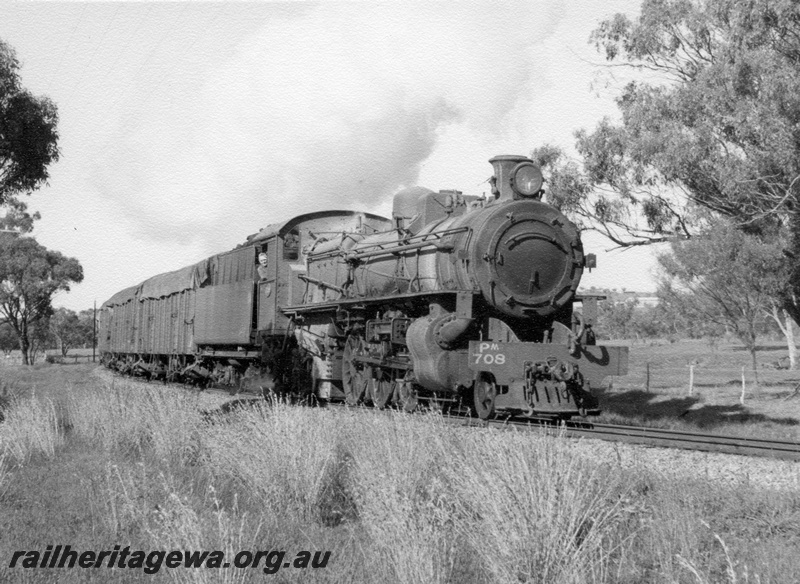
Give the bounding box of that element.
[312,400,800,461]
[458,415,800,461]
[124,375,800,462]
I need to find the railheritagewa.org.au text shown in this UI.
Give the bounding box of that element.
[8,545,331,575]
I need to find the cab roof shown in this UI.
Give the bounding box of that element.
[244,209,389,245]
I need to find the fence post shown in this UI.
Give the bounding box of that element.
[646,362,650,392]
[688,364,694,395]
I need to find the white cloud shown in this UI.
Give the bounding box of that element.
[92,2,566,253]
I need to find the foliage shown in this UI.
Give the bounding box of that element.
[538,0,800,323]
[589,0,800,237]
[77,309,96,346]
[651,291,727,340]
[595,294,756,342]
[597,296,638,339]
[0,198,38,235]
[0,321,15,354]
[657,221,783,386]
[535,142,703,247]
[0,39,74,364]
[50,307,94,357]
[0,235,82,364]
[0,38,60,208]
[587,289,672,340]
[26,317,51,365]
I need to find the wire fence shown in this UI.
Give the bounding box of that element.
[613,362,800,398]
[0,353,96,367]
[45,354,97,364]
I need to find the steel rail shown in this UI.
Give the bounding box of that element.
[319,401,800,461]
[471,417,800,461]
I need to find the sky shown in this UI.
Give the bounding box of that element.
[1,0,658,311]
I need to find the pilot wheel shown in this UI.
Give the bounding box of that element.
[472,374,497,420]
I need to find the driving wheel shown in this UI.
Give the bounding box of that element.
[372,376,393,409]
[397,381,419,412]
[342,335,367,406]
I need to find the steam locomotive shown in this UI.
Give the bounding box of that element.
[99,155,627,419]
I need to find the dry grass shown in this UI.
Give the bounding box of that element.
[0,449,9,500]
[104,462,261,584]
[0,363,798,583]
[203,401,340,523]
[605,473,800,584]
[65,377,205,462]
[0,391,62,464]
[342,412,463,584]
[448,431,627,584]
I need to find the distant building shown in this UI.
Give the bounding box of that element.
[578,288,659,306]
[637,296,659,307]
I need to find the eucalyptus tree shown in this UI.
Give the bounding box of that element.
[539,0,800,323]
[657,221,785,387]
[0,235,83,364]
[0,38,59,209]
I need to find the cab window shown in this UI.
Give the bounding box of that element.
[283,229,300,261]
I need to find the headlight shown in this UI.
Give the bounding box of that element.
[510,162,543,197]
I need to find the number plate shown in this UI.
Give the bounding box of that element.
[468,341,628,387]
[470,342,507,367]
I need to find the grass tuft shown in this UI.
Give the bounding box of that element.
[448,430,628,584]
[0,379,23,422]
[0,450,9,500]
[0,392,62,464]
[66,378,205,463]
[203,402,340,523]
